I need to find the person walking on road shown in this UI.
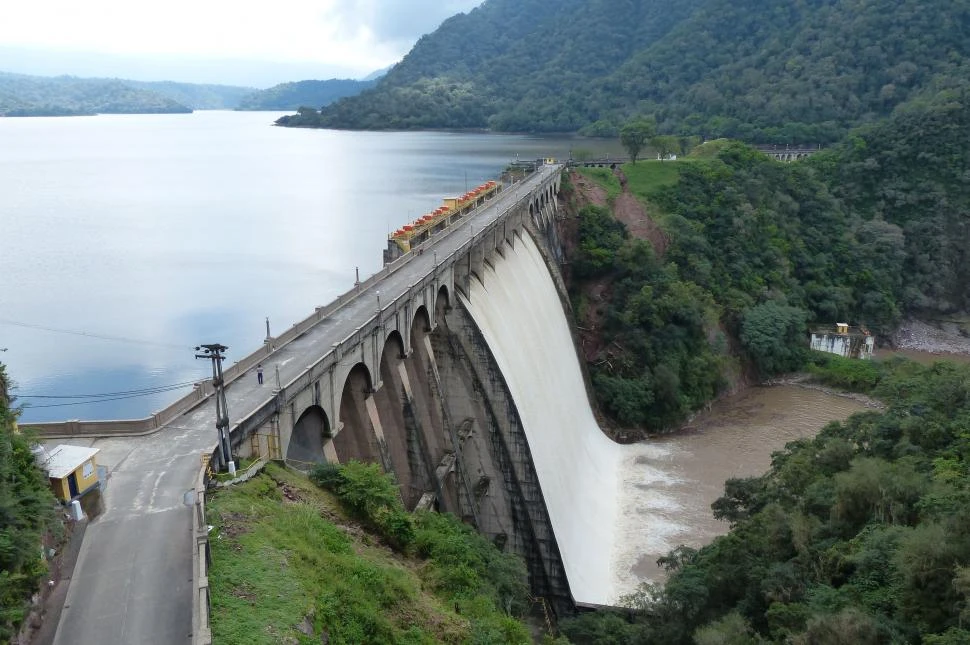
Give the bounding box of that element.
[257,364,264,385]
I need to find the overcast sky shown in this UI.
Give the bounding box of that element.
[0,0,482,88]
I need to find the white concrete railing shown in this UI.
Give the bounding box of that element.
[192,452,214,645]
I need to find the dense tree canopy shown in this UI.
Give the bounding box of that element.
[290,0,970,140]
[0,366,56,639]
[247,79,375,112]
[0,72,191,116]
[568,85,970,432]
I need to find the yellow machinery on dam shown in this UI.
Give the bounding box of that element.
[384,180,500,262]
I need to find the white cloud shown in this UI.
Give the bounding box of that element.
[0,0,482,78]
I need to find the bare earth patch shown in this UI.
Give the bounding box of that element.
[613,170,668,255]
[219,511,250,538]
[566,169,669,364]
[570,172,608,207]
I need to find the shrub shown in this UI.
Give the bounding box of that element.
[809,354,883,393]
[308,461,414,551]
[309,462,342,491]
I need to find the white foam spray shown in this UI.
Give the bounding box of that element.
[460,233,626,604]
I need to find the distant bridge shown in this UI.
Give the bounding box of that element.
[753,145,823,162]
[568,144,824,167]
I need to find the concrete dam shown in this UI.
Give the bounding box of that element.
[278,178,628,609]
[252,166,643,610]
[35,166,673,637]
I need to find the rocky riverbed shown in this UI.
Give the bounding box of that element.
[891,319,970,356]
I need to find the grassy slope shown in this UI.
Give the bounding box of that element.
[620,161,683,197]
[577,160,687,223]
[208,464,522,645]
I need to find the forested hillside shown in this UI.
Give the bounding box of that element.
[290,0,970,140]
[125,80,255,110]
[241,78,375,111]
[0,72,191,116]
[569,84,970,432]
[0,366,57,639]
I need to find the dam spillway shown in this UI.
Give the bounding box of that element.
[460,232,623,605]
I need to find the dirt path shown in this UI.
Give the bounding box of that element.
[612,170,668,256]
[569,172,608,207]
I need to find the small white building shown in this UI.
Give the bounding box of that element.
[810,323,875,360]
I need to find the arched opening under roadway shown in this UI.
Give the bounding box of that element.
[333,363,383,464]
[286,405,331,467]
[375,330,422,506]
[434,285,451,330]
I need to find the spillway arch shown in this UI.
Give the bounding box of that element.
[282,284,451,485]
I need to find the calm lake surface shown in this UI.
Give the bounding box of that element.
[0,111,620,422]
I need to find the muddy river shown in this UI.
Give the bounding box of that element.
[614,384,870,594]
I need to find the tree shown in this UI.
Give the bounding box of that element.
[620,117,656,164]
[739,302,809,376]
[0,364,57,639]
[652,135,681,160]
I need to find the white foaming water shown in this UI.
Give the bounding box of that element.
[460,232,724,604]
[460,233,625,604]
[464,240,872,603]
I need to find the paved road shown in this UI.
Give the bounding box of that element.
[50,166,557,645]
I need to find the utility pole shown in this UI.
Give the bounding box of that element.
[195,343,235,475]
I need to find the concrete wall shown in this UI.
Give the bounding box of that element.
[810,333,875,359]
[433,273,573,613]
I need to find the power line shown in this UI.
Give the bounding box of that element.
[0,318,192,350]
[16,380,201,399]
[20,384,195,408]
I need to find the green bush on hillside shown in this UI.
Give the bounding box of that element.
[310,460,414,550]
[809,354,884,393]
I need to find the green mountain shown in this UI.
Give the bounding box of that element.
[0,71,191,116]
[238,78,375,111]
[291,0,970,141]
[125,80,255,110]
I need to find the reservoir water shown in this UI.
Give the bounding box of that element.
[0,110,618,422]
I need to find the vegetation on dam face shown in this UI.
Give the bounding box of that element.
[565,84,970,434]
